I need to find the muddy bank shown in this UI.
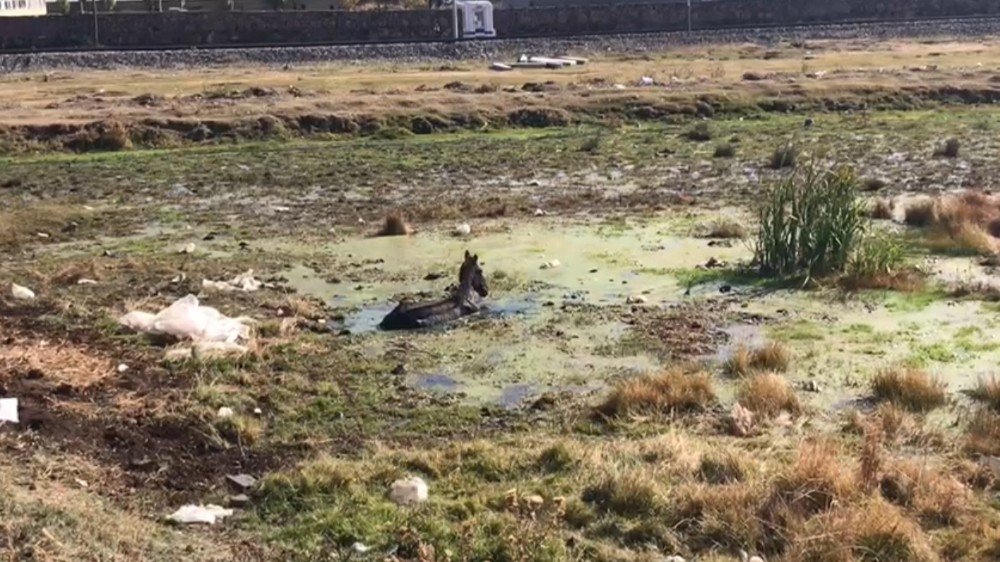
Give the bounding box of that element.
[4,83,1000,154]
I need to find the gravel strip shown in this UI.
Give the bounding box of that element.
[2,15,1000,72]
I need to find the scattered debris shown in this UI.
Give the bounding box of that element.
[0,398,18,423]
[11,283,35,300]
[626,295,648,304]
[638,76,655,86]
[116,363,129,373]
[534,208,548,216]
[253,407,263,416]
[119,295,254,344]
[193,341,250,360]
[801,380,823,393]
[77,278,98,285]
[352,542,371,554]
[540,259,561,270]
[389,476,429,505]
[179,243,196,255]
[665,556,687,562]
[166,504,234,525]
[217,406,235,419]
[163,347,193,362]
[226,473,258,491]
[489,62,512,71]
[201,270,266,293]
[454,223,472,237]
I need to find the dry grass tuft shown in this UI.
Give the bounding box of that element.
[905,192,1000,255]
[773,440,856,515]
[871,367,946,412]
[870,198,895,220]
[735,372,801,418]
[964,408,1000,456]
[697,450,749,484]
[583,469,665,516]
[597,368,715,417]
[786,498,936,562]
[704,219,746,239]
[376,212,412,236]
[879,459,971,526]
[723,342,790,377]
[970,376,1000,410]
[934,138,961,158]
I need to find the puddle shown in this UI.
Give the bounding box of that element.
[499,384,536,409]
[343,303,396,333]
[413,373,460,392]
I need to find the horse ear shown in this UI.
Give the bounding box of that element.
[473,254,479,263]
[464,250,471,260]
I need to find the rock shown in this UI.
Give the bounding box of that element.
[392,363,407,375]
[540,259,561,270]
[117,363,129,373]
[226,473,258,491]
[801,380,822,392]
[389,476,429,505]
[626,295,648,304]
[11,283,35,300]
[228,494,251,508]
[454,223,472,236]
[217,406,235,419]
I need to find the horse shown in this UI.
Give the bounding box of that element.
[379,251,489,331]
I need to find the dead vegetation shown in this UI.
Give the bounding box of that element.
[703,219,746,239]
[735,372,802,418]
[0,203,91,249]
[970,376,1000,410]
[376,212,412,236]
[904,192,1000,255]
[871,367,947,412]
[723,342,790,377]
[871,198,895,220]
[597,368,716,417]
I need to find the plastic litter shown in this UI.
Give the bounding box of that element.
[489,62,512,71]
[77,278,99,285]
[454,223,472,236]
[0,398,18,423]
[179,243,196,254]
[11,283,35,300]
[201,270,264,293]
[352,542,370,554]
[217,406,235,419]
[389,476,429,505]
[626,295,648,304]
[638,76,655,86]
[166,504,233,525]
[118,295,254,343]
[117,363,129,373]
[118,311,157,332]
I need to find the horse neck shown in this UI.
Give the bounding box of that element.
[454,267,475,301]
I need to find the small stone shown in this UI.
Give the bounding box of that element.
[454,223,472,236]
[626,295,647,304]
[228,494,251,508]
[217,406,235,419]
[117,363,129,373]
[11,283,35,300]
[540,259,561,270]
[226,474,258,491]
[389,476,429,505]
[253,407,263,416]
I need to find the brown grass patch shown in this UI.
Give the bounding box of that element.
[703,219,746,239]
[697,450,749,484]
[670,483,765,552]
[583,469,666,516]
[879,459,971,526]
[964,408,1000,456]
[735,373,801,418]
[969,375,1000,410]
[597,368,715,417]
[870,198,894,220]
[376,212,412,236]
[0,340,114,389]
[0,204,90,249]
[723,342,790,377]
[905,192,1000,255]
[904,198,938,227]
[768,440,857,518]
[870,366,946,412]
[786,498,936,562]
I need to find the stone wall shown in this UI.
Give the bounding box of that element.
[3,0,1000,51]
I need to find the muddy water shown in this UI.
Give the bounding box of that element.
[283,217,746,407]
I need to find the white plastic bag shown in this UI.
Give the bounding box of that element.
[166,504,233,525]
[152,295,250,343]
[0,398,18,423]
[118,311,157,332]
[11,283,35,300]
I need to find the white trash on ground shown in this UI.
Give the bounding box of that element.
[166,504,234,525]
[118,295,255,350]
[540,259,561,270]
[217,406,235,419]
[201,270,265,293]
[11,283,35,300]
[352,542,370,554]
[389,476,429,505]
[0,398,18,423]
[454,223,472,237]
